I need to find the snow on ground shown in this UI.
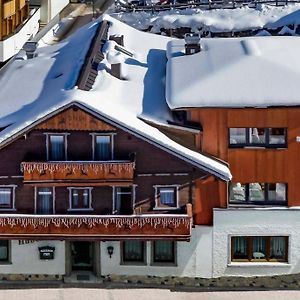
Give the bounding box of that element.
[111,4,300,33]
[0,15,231,180]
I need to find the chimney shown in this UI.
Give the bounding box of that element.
[184,33,201,55]
[109,35,124,80]
[22,41,38,59]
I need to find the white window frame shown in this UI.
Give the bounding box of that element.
[0,185,17,211]
[153,185,180,210]
[34,186,55,214]
[90,132,116,161]
[44,133,69,161]
[112,185,135,214]
[67,187,94,211]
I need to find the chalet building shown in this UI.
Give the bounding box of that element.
[166,35,300,277]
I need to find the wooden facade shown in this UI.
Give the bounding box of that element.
[190,108,300,210]
[0,0,29,41]
[0,106,208,239]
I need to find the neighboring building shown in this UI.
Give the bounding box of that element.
[166,35,300,277]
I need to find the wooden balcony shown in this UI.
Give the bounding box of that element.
[3,0,16,18]
[21,161,135,185]
[0,210,192,241]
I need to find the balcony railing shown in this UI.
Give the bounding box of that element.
[21,161,135,184]
[0,209,192,241]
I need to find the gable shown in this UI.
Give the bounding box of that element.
[35,106,116,131]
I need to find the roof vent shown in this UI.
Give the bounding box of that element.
[22,41,38,59]
[184,33,201,55]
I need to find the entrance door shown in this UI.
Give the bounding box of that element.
[71,241,93,271]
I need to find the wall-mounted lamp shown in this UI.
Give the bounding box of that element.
[107,246,114,258]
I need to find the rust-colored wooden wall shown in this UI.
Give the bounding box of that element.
[190,108,300,207]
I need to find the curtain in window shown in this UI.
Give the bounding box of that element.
[0,188,11,206]
[95,136,111,161]
[37,188,52,214]
[0,241,8,261]
[160,189,175,206]
[233,237,247,256]
[252,237,266,259]
[50,135,65,161]
[270,237,285,258]
[124,241,143,261]
[72,190,79,207]
[83,189,89,208]
[154,241,174,262]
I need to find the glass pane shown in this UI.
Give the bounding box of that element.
[49,135,65,161]
[95,136,111,161]
[0,241,8,261]
[252,237,267,259]
[249,128,265,144]
[72,190,79,208]
[37,187,53,214]
[270,237,286,260]
[269,128,286,145]
[232,237,248,260]
[159,188,176,207]
[0,188,11,206]
[153,241,175,263]
[249,183,265,202]
[230,183,246,202]
[229,128,246,144]
[123,241,144,262]
[268,183,286,202]
[83,189,89,208]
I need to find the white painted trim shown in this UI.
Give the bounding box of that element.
[10,176,24,178]
[153,185,180,210]
[0,185,17,210]
[67,187,93,210]
[112,186,116,214]
[90,133,116,160]
[44,133,70,161]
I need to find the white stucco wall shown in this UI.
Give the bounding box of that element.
[50,0,69,21]
[0,9,40,62]
[213,208,300,278]
[0,240,65,275]
[100,226,213,278]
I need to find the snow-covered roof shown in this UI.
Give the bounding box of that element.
[0,15,231,181]
[166,36,300,109]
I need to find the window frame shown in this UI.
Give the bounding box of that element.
[0,185,17,211]
[230,236,289,263]
[67,187,93,211]
[45,133,69,161]
[34,186,55,214]
[154,185,180,210]
[0,240,11,264]
[90,133,115,161]
[121,240,146,265]
[229,182,287,206]
[228,128,287,149]
[151,240,177,266]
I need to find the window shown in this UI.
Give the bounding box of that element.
[68,188,92,210]
[231,236,288,262]
[0,241,9,262]
[36,187,54,214]
[230,183,287,205]
[122,241,145,264]
[47,134,67,161]
[94,135,112,161]
[152,241,176,265]
[0,186,16,210]
[114,187,133,215]
[229,128,287,148]
[154,186,178,209]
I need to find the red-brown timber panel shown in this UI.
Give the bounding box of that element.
[35,107,116,131]
[21,161,135,183]
[190,107,300,207]
[0,214,192,241]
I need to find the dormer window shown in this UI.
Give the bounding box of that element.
[46,133,68,161]
[92,134,114,161]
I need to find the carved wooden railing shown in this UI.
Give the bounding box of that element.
[0,210,192,241]
[21,161,135,184]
